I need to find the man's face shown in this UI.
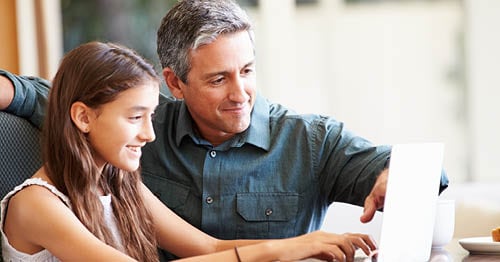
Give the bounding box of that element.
[179,31,257,146]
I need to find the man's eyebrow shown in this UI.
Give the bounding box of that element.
[243,60,256,69]
[202,60,256,80]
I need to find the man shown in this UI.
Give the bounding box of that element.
[0,0,448,260]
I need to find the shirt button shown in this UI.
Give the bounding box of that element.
[210,150,217,158]
[206,196,214,204]
[265,208,273,216]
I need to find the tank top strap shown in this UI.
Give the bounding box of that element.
[2,177,71,208]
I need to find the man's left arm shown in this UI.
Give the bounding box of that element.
[317,119,391,208]
[316,118,449,223]
[360,163,449,223]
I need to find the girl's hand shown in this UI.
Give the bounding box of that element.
[271,231,377,262]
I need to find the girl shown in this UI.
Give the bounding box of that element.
[1,42,376,261]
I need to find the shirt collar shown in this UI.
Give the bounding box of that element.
[245,94,271,151]
[175,94,270,151]
[175,102,196,146]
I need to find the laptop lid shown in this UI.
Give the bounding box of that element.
[377,143,444,261]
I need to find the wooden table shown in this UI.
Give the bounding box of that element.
[302,238,500,261]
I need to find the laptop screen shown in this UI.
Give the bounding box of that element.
[377,143,444,261]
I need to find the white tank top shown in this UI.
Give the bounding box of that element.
[1,178,123,261]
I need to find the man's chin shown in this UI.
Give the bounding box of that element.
[228,121,251,134]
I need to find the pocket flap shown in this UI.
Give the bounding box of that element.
[236,192,299,222]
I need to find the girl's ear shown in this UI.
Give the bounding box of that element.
[70,101,92,133]
[163,67,185,99]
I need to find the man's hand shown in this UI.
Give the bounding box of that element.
[360,168,389,223]
[0,75,15,110]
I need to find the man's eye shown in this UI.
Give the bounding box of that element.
[243,68,254,74]
[211,77,224,85]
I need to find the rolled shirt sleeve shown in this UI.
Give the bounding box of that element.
[1,70,49,129]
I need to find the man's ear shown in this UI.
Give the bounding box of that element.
[163,67,185,99]
[70,101,92,133]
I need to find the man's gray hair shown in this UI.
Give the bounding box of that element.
[157,0,254,83]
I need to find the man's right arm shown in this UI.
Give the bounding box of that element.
[0,74,15,110]
[0,70,50,129]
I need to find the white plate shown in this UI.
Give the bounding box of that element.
[459,237,500,254]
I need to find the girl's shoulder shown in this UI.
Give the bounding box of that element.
[1,177,72,226]
[4,177,70,207]
[1,177,75,256]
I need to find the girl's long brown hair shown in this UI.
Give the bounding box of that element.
[43,42,159,261]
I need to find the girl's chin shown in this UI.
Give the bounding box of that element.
[118,162,140,172]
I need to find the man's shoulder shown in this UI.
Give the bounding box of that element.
[267,102,339,126]
[157,96,181,110]
[154,96,182,121]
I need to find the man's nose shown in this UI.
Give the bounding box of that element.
[229,76,249,102]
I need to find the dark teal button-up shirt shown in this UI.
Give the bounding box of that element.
[141,93,391,240]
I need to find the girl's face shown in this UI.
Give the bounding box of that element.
[87,81,159,171]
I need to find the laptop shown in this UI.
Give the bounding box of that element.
[376,142,444,261]
[322,143,444,262]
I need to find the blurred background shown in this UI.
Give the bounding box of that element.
[0,0,498,188]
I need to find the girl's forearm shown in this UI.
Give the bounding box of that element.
[174,241,278,262]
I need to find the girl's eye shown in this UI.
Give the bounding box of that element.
[129,116,142,120]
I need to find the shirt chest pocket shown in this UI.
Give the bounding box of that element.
[236,192,299,238]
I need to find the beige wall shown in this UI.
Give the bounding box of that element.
[0,0,62,79]
[249,0,500,184]
[465,0,500,182]
[0,0,20,74]
[250,0,467,182]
